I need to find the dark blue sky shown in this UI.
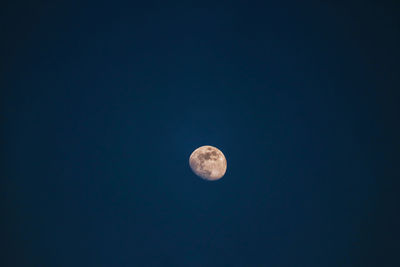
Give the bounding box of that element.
[2,1,399,266]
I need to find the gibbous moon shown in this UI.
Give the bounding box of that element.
[189,145,227,181]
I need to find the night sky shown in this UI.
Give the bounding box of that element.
[2,1,400,266]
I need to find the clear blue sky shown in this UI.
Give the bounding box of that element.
[2,1,399,266]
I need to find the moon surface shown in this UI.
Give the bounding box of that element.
[189,145,227,181]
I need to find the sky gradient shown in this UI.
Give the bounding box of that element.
[2,1,400,266]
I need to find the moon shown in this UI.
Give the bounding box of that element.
[189,145,227,181]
